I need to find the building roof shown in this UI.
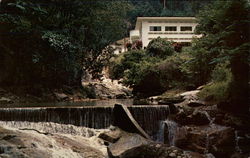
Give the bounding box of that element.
[135,17,197,30]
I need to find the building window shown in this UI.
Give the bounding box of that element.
[149,26,161,31]
[165,26,177,31]
[180,26,192,31]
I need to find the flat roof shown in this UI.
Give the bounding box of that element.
[135,17,197,30]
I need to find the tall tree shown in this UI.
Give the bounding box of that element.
[0,0,131,87]
[194,0,250,113]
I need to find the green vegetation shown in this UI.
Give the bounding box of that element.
[193,0,250,112]
[110,38,191,97]
[198,63,232,103]
[0,0,131,88]
[146,37,174,58]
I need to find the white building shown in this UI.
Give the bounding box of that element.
[110,38,129,55]
[130,17,201,48]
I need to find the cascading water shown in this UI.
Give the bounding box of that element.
[0,107,113,129]
[235,130,243,154]
[204,133,210,154]
[156,119,179,146]
[165,119,178,146]
[129,105,170,137]
[0,105,170,138]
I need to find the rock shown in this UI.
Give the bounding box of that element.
[190,110,211,125]
[209,127,235,158]
[180,90,200,100]
[197,85,205,90]
[175,124,235,158]
[83,75,132,99]
[0,125,106,158]
[98,129,121,143]
[169,152,176,157]
[187,100,205,107]
[174,108,211,126]
[53,92,69,101]
[108,133,150,158]
[108,131,190,158]
[158,96,185,104]
[0,97,13,104]
[113,104,151,139]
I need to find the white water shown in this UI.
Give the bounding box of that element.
[235,131,243,154]
[0,121,109,157]
[0,121,107,137]
[156,119,179,146]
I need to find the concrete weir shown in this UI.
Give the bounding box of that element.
[0,104,170,138]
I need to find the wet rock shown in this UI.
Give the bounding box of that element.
[0,125,106,158]
[190,110,211,125]
[0,97,13,104]
[108,133,149,158]
[174,108,210,126]
[180,90,200,100]
[175,125,235,158]
[108,131,189,158]
[187,100,205,107]
[209,127,235,157]
[147,95,185,105]
[158,96,185,104]
[113,104,151,139]
[83,75,132,99]
[98,129,121,143]
[53,92,69,101]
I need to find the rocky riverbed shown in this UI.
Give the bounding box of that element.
[0,122,108,158]
[0,87,249,158]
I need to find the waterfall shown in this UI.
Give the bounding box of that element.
[0,107,113,129]
[156,119,179,146]
[165,119,178,146]
[129,105,170,137]
[204,133,210,154]
[235,131,243,154]
[0,105,170,138]
[0,121,106,137]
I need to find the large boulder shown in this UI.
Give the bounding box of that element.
[107,131,190,158]
[0,126,106,158]
[174,108,211,126]
[113,104,151,139]
[174,124,236,157]
[0,97,13,104]
[98,129,122,143]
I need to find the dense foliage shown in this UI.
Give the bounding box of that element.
[191,0,250,112]
[146,37,174,58]
[0,0,130,88]
[110,38,190,97]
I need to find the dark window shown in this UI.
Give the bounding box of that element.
[150,26,161,31]
[165,26,177,31]
[181,26,192,31]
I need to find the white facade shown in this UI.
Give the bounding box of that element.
[110,38,129,55]
[130,17,201,47]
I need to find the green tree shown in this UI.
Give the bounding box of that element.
[0,0,131,88]
[193,0,250,113]
[146,37,174,58]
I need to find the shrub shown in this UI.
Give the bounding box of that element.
[146,37,174,58]
[198,62,232,103]
[109,50,146,79]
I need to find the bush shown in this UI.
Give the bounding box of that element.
[122,52,192,97]
[146,37,174,58]
[198,62,232,103]
[109,50,146,79]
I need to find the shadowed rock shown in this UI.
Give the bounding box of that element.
[113,104,150,139]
